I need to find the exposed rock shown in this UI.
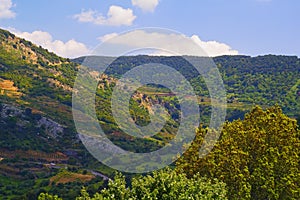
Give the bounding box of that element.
[0,103,64,139]
[0,104,23,118]
[37,117,64,139]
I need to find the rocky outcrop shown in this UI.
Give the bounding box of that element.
[0,103,64,139]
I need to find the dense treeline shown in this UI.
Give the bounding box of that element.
[214,55,300,116]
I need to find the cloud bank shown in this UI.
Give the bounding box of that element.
[191,35,238,57]
[99,30,238,57]
[10,29,90,58]
[74,5,136,26]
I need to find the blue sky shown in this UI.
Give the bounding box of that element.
[0,0,299,58]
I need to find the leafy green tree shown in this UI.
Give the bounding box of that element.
[176,106,300,199]
[38,193,63,200]
[96,172,130,200]
[130,168,227,200]
[75,168,227,200]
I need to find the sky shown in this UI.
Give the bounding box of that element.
[0,0,299,58]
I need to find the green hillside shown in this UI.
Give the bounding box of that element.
[0,29,108,199]
[74,54,300,122]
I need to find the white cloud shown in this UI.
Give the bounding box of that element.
[98,33,119,42]
[131,0,159,12]
[0,0,16,19]
[191,35,238,57]
[74,5,136,26]
[9,29,90,58]
[98,30,238,57]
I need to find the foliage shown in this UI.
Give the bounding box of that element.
[176,106,300,199]
[38,193,63,200]
[213,55,300,117]
[74,168,227,200]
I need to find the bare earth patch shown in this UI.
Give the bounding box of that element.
[0,79,22,98]
[50,171,95,185]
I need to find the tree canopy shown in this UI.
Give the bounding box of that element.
[176,106,300,199]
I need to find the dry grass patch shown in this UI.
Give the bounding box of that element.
[50,171,95,185]
[0,79,22,97]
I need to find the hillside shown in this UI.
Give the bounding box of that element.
[0,28,300,198]
[0,29,107,199]
[74,54,300,121]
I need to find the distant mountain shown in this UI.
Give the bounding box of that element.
[73,54,300,120]
[0,28,300,198]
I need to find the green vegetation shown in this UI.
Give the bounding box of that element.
[214,55,300,117]
[176,106,300,199]
[39,168,227,200]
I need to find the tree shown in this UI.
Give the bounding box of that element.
[38,193,63,200]
[176,106,300,199]
[75,168,227,200]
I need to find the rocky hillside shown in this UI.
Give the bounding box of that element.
[0,29,105,199]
